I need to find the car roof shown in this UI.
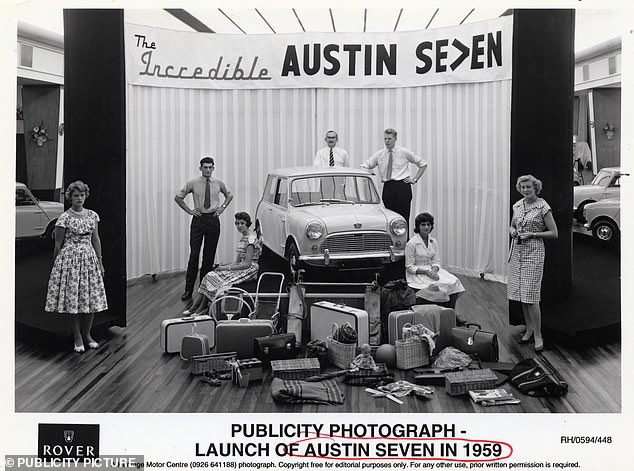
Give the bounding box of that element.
[267,166,374,178]
[599,167,620,172]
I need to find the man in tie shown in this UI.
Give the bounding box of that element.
[361,128,427,224]
[175,157,233,301]
[313,130,350,167]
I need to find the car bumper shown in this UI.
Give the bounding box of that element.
[299,248,405,267]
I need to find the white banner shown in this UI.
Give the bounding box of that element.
[125,16,512,90]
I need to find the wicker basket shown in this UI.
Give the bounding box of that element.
[445,368,497,396]
[327,336,357,369]
[326,323,358,369]
[271,358,321,380]
[190,352,237,375]
[395,337,430,370]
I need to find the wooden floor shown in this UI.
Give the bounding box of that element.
[15,272,621,413]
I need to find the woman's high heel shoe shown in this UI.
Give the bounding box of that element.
[87,341,99,349]
[518,334,533,344]
[74,344,85,353]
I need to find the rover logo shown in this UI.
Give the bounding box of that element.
[64,430,74,443]
[38,424,99,459]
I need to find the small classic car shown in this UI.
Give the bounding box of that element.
[582,198,620,244]
[573,167,620,222]
[16,182,64,239]
[255,166,408,273]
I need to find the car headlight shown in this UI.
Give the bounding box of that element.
[390,218,408,236]
[305,221,324,239]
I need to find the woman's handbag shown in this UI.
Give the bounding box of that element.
[509,356,568,397]
[450,323,499,362]
[254,333,298,367]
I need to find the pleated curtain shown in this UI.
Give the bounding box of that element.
[126,81,511,280]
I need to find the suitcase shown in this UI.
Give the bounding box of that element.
[180,333,211,360]
[388,306,456,354]
[310,301,369,346]
[160,315,216,354]
[216,318,275,358]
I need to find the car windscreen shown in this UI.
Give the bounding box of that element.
[590,170,615,186]
[288,175,380,206]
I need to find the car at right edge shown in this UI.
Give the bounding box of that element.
[582,198,620,245]
[573,166,620,222]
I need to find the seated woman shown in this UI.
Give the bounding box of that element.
[405,212,465,310]
[184,211,262,316]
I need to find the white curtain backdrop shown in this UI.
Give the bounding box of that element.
[126,81,511,280]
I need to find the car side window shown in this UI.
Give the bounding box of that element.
[274,178,288,208]
[263,176,277,203]
[16,188,35,206]
[611,176,620,187]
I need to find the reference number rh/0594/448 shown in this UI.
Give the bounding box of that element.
[560,436,612,444]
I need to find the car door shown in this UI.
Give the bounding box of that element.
[16,186,46,238]
[269,177,289,256]
[257,176,278,253]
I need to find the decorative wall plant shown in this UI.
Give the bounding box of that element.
[31,121,52,146]
[602,122,618,140]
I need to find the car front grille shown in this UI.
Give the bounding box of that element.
[320,233,393,253]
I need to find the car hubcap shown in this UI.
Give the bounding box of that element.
[597,225,613,241]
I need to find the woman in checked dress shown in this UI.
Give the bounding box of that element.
[45,181,107,353]
[184,211,262,315]
[507,175,559,353]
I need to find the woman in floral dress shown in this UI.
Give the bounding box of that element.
[184,211,262,315]
[45,181,107,353]
[507,175,559,353]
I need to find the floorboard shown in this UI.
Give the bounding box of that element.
[15,272,620,413]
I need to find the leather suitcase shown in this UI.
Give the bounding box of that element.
[310,301,369,346]
[180,333,211,360]
[388,306,456,354]
[160,315,216,354]
[216,318,274,358]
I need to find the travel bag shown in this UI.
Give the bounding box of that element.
[380,279,416,340]
[450,323,499,362]
[364,283,382,345]
[388,306,456,354]
[160,314,216,354]
[508,356,568,397]
[310,301,369,346]
[254,333,298,367]
[216,317,275,358]
[180,327,211,360]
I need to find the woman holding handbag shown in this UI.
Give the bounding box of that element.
[508,175,559,353]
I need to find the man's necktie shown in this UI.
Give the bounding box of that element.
[329,148,334,167]
[386,150,394,181]
[204,178,211,209]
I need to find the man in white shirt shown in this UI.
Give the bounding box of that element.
[361,128,427,223]
[313,130,349,167]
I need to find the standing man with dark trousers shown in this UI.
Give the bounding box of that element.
[175,157,233,301]
[361,128,427,224]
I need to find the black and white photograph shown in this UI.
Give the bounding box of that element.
[2,0,632,468]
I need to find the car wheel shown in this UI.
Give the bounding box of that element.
[575,200,594,223]
[285,242,301,277]
[592,220,618,244]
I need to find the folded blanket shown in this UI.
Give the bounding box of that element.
[271,378,344,405]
